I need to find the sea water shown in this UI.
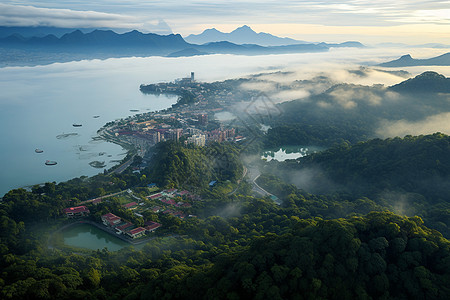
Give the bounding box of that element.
[0,53,316,195]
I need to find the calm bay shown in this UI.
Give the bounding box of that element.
[0,53,311,195]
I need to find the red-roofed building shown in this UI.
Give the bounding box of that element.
[148,193,163,200]
[127,227,147,239]
[115,222,134,234]
[92,199,102,205]
[101,213,121,227]
[165,188,177,194]
[63,206,90,218]
[122,202,137,209]
[161,198,176,206]
[144,221,162,232]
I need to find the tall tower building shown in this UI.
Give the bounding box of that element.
[191,72,195,82]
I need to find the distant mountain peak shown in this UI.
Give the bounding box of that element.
[204,28,220,33]
[378,52,450,67]
[233,25,254,32]
[185,25,307,46]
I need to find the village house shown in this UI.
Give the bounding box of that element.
[127,227,147,239]
[101,213,121,227]
[122,202,138,210]
[144,221,162,232]
[115,222,134,234]
[63,206,90,218]
[148,193,163,200]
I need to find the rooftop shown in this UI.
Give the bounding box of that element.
[128,227,146,235]
[63,206,89,214]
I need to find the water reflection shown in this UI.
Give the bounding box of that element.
[262,145,323,161]
[63,223,128,251]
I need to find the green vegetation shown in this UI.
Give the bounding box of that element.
[2,71,450,298]
[0,135,449,299]
[1,185,449,299]
[145,141,243,188]
[262,133,450,237]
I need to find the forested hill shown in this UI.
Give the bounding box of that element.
[390,71,450,93]
[145,141,243,188]
[196,212,450,300]
[293,133,450,198]
[263,71,450,149]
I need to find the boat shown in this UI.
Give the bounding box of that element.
[73,123,82,127]
[93,115,100,118]
[45,160,57,166]
[130,109,139,112]
[35,149,43,153]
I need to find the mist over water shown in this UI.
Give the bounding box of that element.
[1,47,449,195]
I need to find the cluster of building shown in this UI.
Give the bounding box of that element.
[147,188,198,219]
[101,213,162,239]
[62,205,162,240]
[100,72,250,156]
[105,113,237,151]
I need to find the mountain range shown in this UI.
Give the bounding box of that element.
[378,52,450,67]
[0,27,365,67]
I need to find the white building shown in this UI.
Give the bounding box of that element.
[187,134,206,147]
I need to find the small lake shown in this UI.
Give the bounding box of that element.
[262,145,323,162]
[63,223,128,251]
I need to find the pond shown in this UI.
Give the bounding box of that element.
[62,223,128,251]
[261,145,323,162]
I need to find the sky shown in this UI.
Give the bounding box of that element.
[1,1,449,44]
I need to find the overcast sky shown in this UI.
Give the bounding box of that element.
[1,1,449,44]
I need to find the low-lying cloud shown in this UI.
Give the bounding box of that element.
[377,112,450,138]
[329,85,384,108]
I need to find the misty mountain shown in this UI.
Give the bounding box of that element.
[1,29,188,50]
[0,26,92,38]
[0,22,173,38]
[0,29,353,66]
[375,42,450,49]
[390,71,450,93]
[185,25,308,46]
[378,52,450,67]
[166,47,209,57]
[318,41,365,48]
[259,70,450,151]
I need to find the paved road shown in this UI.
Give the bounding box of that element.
[110,154,136,174]
[252,174,272,197]
[79,190,127,205]
[245,164,281,204]
[228,166,248,195]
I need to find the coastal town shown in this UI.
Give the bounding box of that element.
[58,72,266,243]
[97,72,258,158]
